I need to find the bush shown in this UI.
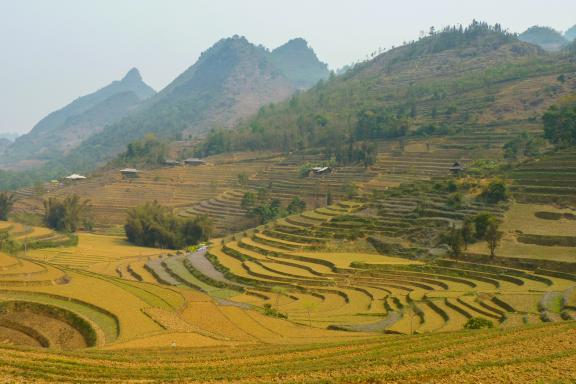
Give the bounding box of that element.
[464,317,494,330]
[263,303,288,319]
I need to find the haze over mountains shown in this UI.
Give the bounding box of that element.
[519,24,576,51]
[0,36,329,171]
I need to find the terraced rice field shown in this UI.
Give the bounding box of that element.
[25,233,164,269]
[145,194,576,333]
[469,202,576,263]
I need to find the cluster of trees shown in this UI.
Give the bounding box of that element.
[353,109,408,140]
[43,195,92,232]
[0,192,16,221]
[241,189,307,224]
[446,213,502,257]
[543,95,576,147]
[125,201,213,249]
[112,134,168,167]
[503,132,546,160]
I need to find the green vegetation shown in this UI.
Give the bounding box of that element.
[43,195,92,232]
[543,95,576,147]
[503,132,546,160]
[480,179,509,204]
[0,192,16,220]
[262,303,288,319]
[464,317,494,329]
[125,201,213,249]
[112,134,168,167]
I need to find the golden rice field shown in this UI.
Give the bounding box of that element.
[25,233,165,269]
[0,322,573,383]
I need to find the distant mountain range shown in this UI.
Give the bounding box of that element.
[1,68,156,170]
[519,25,576,51]
[0,36,329,172]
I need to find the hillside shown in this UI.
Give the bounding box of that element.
[42,36,328,175]
[519,26,568,51]
[565,25,576,42]
[1,22,576,382]
[1,69,155,170]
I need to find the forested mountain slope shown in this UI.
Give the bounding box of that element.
[199,23,576,156]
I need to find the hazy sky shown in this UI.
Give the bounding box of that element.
[1,0,575,135]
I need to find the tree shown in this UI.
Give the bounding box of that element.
[447,225,465,257]
[543,96,576,147]
[481,180,508,204]
[485,220,502,257]
[241,192,256,210]
[473,213,496,240]
[287,197,306,214]
[0,192,16,221]
[461,217,476,250]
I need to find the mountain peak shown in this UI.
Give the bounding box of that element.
[270,38,329,88]
[277,38,309,49]
[122,68,143,83]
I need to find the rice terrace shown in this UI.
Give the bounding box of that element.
[1,2,576,383]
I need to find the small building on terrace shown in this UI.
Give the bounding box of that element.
[64,174,87,182]
[449,162,465,176]
[184,158,206,166]
[309,166,332,177]
[164,159,181,167]
[120,168,140,178]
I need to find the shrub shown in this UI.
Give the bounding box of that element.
[0,192,16,221]
[464,317,494,330]
[263,303,288,319]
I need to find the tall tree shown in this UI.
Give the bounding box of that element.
[485,221,502,257]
